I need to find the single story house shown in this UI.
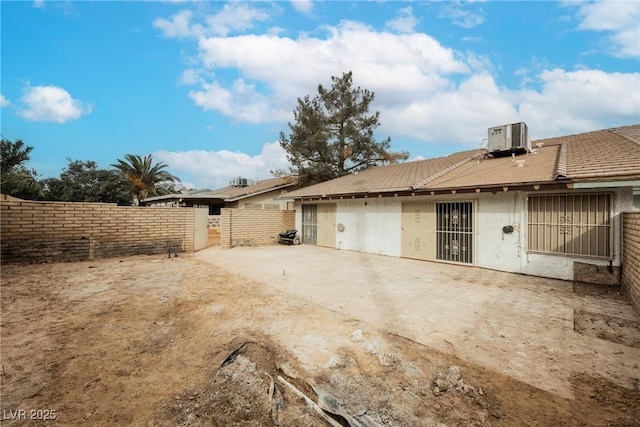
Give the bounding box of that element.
[141,176,298,214]
[283,123,640,283]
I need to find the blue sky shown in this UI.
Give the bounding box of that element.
[1,0,639,190]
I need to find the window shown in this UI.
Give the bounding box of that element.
[263,203,281,210]
[244,203,263,209]
[527,193,612,258]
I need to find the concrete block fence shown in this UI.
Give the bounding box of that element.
[622,212,640,313]
[1,199,200,263]
[220,208,294,249]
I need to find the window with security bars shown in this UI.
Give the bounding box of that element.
[527,193,612,258]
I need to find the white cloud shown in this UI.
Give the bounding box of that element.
[190,21,468,123]
[0,95,10,107]
[154,10,200,38]
[377,66,639,147]
[154,141,290,188]
[189,79,276,123]
[156,9,639,154]
[385,7,419,34]
[439,2,485,29]
[179,68,203,85]
[154,3,269,38]
[382,73,519,146]
[513,68,640,138]
[574,0,640,58]
[205,2,270,37]
[291,0,313,15]
[18,85,92,123]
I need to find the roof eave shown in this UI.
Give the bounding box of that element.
[293,180,587,200]
[289,185,418,200]
[224,183,298,202]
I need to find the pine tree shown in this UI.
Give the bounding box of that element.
[279,71,408,186]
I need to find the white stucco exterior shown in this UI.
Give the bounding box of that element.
[294,186,634,281]
[335,198,402,256]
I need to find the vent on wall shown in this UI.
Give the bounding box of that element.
[487,122,529,156]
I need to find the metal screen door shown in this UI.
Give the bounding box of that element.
[436,202,473,264]
[302,205,317,244]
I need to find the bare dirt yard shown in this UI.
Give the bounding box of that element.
[1,245,639,426]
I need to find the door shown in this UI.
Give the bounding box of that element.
[436,202,473,264]
[317,204,336,248]
[302,205,317,244]
[401,202,436,260]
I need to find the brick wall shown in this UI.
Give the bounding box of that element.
[220,208,295,249]
[1,199,197,263]
[622,212,640,313]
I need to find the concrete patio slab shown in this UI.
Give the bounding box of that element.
[196,244,640,400]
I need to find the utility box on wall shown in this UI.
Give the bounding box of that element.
[488,122,529,154]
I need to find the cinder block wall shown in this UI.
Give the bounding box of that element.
[622,212,640,313]
[1,199,196,263]
[220,208,295,249]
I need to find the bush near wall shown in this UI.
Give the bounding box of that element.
[220,208,295,249]
[1,199,197,264]
[622,212,640,314]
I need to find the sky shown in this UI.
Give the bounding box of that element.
[1,0,639,190]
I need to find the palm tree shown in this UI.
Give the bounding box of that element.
[112,154,180,205]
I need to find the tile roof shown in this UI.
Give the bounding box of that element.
[424,145,560,190]
[285,150,480,198]
[217,176,298,201]
[287,124,640,199]
[535,125,640,180]
[142,176,297,203]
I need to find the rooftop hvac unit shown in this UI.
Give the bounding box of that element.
[230,177,249,187]
[487,122,529,155]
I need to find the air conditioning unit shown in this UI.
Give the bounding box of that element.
[230,177,250,187]
[487,122,529,155]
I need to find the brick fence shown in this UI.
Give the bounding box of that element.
[1,199,204,263]
[220,208,295,249]
[622,212,640,313]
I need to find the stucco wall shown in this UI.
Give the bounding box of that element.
[294,187,633,282]
[334,198,402,256]
[220,208,295,249]
[475,191,524,274]
[622,212,640,312]
[1,199,201,264]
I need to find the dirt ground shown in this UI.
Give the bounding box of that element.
[1,248,639,426]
